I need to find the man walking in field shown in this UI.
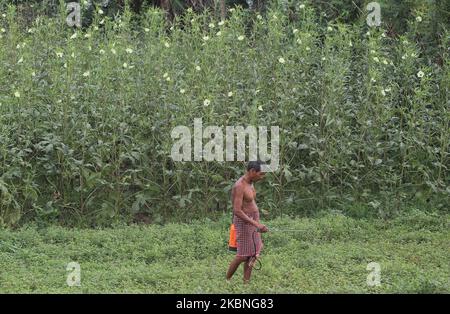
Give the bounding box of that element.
[226,160,269,284]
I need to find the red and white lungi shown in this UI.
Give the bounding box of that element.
[233,211,263,257]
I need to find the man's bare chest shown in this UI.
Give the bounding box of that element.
[243,185,256,202]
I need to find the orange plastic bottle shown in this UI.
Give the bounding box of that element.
[228,223,237,252]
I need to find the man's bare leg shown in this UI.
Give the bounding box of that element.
[243,257,255,284]
[226,256,248,280]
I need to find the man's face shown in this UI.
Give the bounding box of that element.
[250,169,266,182]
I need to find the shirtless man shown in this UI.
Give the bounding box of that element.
[226,160,269,284]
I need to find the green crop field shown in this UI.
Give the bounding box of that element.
[0,211,448,293]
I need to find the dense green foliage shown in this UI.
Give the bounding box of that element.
[0,212,448,293]
[0,1,448,227]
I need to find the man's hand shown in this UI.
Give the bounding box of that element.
[256,223,269,233]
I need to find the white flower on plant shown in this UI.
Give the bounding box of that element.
[203,99,210,107]
[349,41,353,47]
[70,32,77,39]
[99,49,105,54]
[366,31,370,36]
[1,28,5,33]
[123,63,128,68]
[417,70,424,78]
[401,54,407,60]
[381,32,386,38]
[83,71,90,77]
[322,57,326,61]
[299,4,305,9]
[28,28,34,33]
[84,33,91,38]
[31,71,36,77]
[416,16,422,22]
[370,50,376,54]
[383,59,388,65]
[209,23,215,29]
[98,9,104,15]
[164,42,170,48]
[18,57,23,63]
[63,63,67,68]
[257,15,262,20]
[166,76,171,81]
[203,36,210,41]
[180,89,186,94]
[144,28,149,32]
[94,26,99,31]
[306,46,311,51]
[272,14,278,20]
[218,20,225,26]
[297,39,302,44]
[228,91,233,97]
[111,48,116,55]
[258,105,263,111]
[293,28,298,34]
[126,48,133,54]
[371,77,376,83]
[385,88,391,92]
[216,31,222,36]
[163,72,168,78]
[56,52,64,58]
[196,65,201,71]
[237,35,245,41]
[229,8,235,13]
[2,14,6,18]
[71,52,75,58]
[99,19,105,25]
[327,26,333,32]
[278,57,286,64]
[373,57,379,63]
[381,90,386,96]
[14,91,20,98]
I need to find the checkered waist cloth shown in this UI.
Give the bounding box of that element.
[233,211,263,257]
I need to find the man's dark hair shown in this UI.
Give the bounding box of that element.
[247,160,265,172]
